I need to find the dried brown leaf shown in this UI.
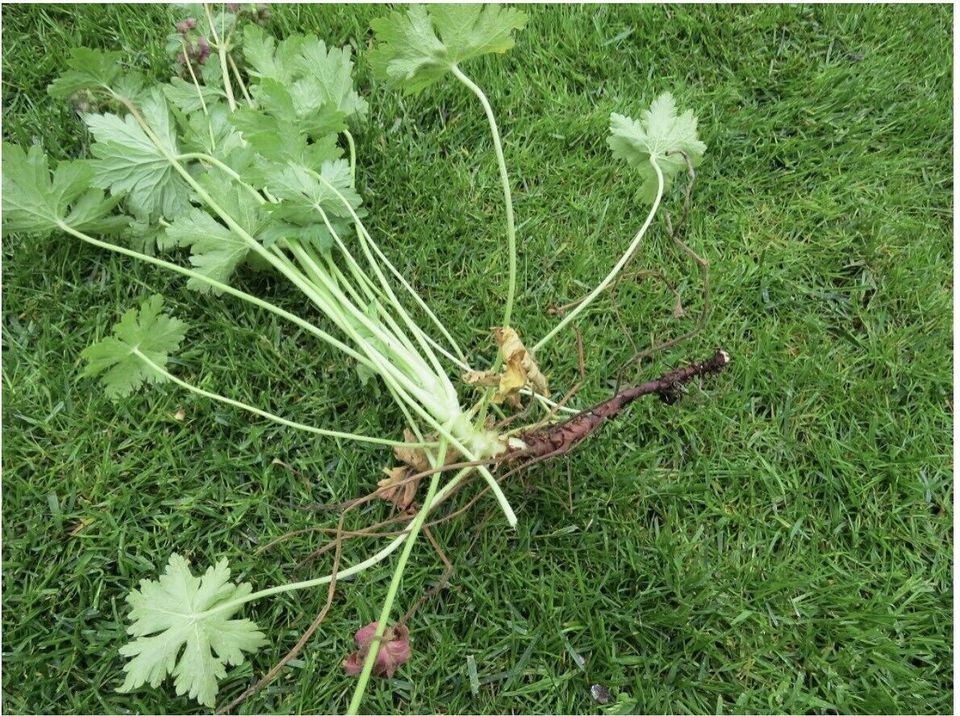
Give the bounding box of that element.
[393,428,433,473]
[376,466,418,510]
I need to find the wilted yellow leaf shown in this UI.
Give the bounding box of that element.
[461,328,550,407]
[494,327,549,399]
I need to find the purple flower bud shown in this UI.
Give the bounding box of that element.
[226,2,240,11]
[195,36,211,63]
[175,17,197,33]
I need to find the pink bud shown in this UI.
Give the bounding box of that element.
[175,17,197,33]
[342,621,412,679]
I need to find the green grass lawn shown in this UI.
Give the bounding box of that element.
[2,4,952,714]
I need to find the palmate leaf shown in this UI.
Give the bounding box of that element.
[369,4,528,94]
[84,89,193,219]
[1,143,128,236]
[80,295,187,399]
[242,25,367,120]
[118,554,266,708]
[159,209,251,293]
[47,47,124,99]
[608,93,707,203]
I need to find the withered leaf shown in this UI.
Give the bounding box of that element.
[461,328,551,405]
[495,327,549,395]
[376,466,418,510]
[393,428,433,473]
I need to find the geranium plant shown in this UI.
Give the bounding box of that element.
[1,4,724,711]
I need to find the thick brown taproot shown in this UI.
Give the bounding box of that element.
[513,349,730,461]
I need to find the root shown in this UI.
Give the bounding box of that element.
[516,348,730,461]
[269,347,731,568]
[236,348,729,709]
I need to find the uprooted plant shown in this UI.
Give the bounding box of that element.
[2,4,727,712]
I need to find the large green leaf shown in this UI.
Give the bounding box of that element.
[1,142,127,236]
[369,4,527,94]
[85,89,193,218]
[118,554,266,708]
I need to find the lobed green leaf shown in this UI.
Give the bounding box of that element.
[84,89,193,219]
[608,92,707,203]
[1,142,128,237]
[80,295,187,399]
[47,47,125,100]
[118,554,266,708]
[369,4,528,94]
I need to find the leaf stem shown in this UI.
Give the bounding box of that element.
[346,439,449,715]
[227,52,253,104]
[203,3,236,111]
[132,349,438,449]
[179,36,215,149]
[450,64,518,332]
[533,160,665,353]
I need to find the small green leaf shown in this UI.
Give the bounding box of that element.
[608,93,707,203]
[161,77,225,114]
[81,295,187,399]
[369,4,527,94]
[1,143,128,236]
[291,37,368,119]
[242,24,290,81]
[117,553,266,709]
[85,89,193,219]
[159,210,250,293]
[242,25,366,122]
[261,159,360,225]
[230,104,305,162]
[47,47,125,99]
